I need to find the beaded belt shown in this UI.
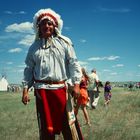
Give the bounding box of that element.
[35,80,65,85]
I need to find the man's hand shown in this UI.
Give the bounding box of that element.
[73,84,80,99]
[22,88,30,105]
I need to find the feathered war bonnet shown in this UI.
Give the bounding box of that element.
[33,8,63,39]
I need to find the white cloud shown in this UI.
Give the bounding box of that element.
[5,22,33,34]
[103,69,111,72]
[108,56,120,60]
[64,26,71,31]
[88,57,103,61]
[4,11,26,15]
[79,61,89,66]
[112,64,124,68]
[8,48,22,53]
[6,62,13,65]
[80,39,87,43]
[97,7,131,13]
[88,55,120,61]
[18,34,35,46]
[110,72,117,75]
[19,11,26,14]
[138,65,140,67]
[17,64,26,68]
[4,11,13,14]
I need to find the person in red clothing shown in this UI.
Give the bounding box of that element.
[75,68,91,126]
[21,8,83,140]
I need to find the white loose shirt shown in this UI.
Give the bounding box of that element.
[22,36,82,89]
[88,72,99,91]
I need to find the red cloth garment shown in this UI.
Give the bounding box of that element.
[77,78,89,105]
[35,87,67,134]
[77,88,89,105]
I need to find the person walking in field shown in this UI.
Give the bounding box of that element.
[74,68,91,126]
[88,68,100,109]
[21,8,84,140]
[104,81,112,106]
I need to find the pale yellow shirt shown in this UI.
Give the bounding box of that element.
[88,72,99,91]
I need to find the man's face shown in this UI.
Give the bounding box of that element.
[39,19,55,38]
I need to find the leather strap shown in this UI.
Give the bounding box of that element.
[35,80,65,85]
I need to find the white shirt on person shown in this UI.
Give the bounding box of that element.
[22,36,82,89]
[88,72,99,91]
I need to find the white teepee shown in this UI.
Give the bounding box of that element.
[0,76,9,91]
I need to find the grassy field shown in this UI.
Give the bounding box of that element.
[0,87,140,140]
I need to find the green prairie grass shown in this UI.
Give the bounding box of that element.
[78,88,140,140]
[0,88,140,140]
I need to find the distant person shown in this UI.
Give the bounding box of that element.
[74,68,91,126]
[21,8,83,140]
[104,81,112,106]
[128,82,133,91]
[88,68,100,109]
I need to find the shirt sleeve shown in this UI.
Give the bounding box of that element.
[96,74,99,82]
[64,40,82,84]
[22,45,35,89]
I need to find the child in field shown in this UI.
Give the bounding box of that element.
[74,68,91,126]
[104,81,112,106]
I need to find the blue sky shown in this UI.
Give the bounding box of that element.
[0,0,140,84]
